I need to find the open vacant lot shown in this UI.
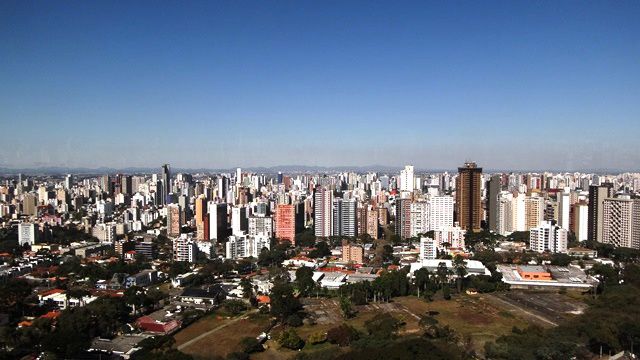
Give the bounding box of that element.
[257,294,532,359]
[485,291,587,327]
[174,311,272,359]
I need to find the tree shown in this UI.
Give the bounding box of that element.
[239,337,263,354]
[327,324,360,347]
[269,282,301,321]
[308,241,331,258]
[550,253,572,266]
[452,255,467,293]
[364,313,402,339]
[240,277,253,299]
[295,266,316,296]
[414,267,431,298]
[339,295,354,319]
[277,329,304,350]
[436,262,451,288]
[223,299,247,315]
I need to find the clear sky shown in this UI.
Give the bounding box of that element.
[1,1,639,170]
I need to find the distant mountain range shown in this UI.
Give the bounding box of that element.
[0,165,636,176]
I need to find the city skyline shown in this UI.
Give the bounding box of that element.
[2,2,640,170]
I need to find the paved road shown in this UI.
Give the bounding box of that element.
[177,310,258,351]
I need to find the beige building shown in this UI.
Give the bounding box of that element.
[342,243,364,264]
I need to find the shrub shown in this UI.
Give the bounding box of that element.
[278,329,304,350]
[327,324,360,347]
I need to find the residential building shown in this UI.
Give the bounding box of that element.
[456,162,483,231]
[275,204,296,244]
[588,183,614,242]
[530,221,568,253]
[314,188,333,237]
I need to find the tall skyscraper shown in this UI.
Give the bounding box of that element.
[557,188,571,231]
[399,165,415,192]
[276,204,296,243]
[525,195,544,230]
[64,174,73,190]
[588,183,614,242]
[487,174,501,232]
[430,195,454,230]
[166,204,181,237]
[602,198,640,249]
[314,188,333,237]
[332,198,357,237]
[120,175,132,196]
[409,201,430,237]
[366,207,379,239]
[395,198,412,239]
[574,202,589,242]
[217,175,228,200]
[456,162,483,231]
[161,164,171,205]
[195,195,208,240]
[208,202,228,242]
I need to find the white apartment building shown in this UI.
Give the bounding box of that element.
[410,201,430,237]
[529,221,568,253]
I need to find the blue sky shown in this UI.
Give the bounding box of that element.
[1,1,639,170]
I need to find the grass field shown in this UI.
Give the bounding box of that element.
[176,293,545,359]
[395,295,529,349]
[174,310,272,359]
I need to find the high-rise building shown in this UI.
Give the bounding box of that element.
[226,234,270,259]
[356,207,367,237]
[217,176,228,200]
[166,204,181,237]
[400,165,415,192]
[195,195,208,240]
[22,193,37,216]
[161,164,171,205]
[341,243,364,263]
[530,221,568,253]
[419,237,437,260]
[429,196,454,230]
[248,216,273,238]
[64,174,73,190]
[557,188,571,231]
[18,223,37,246]
[487,174,501,232]
[602,198,640,249]
[120,175,132,196]
[275,204,296,244]
[366,207,379,239]
[433,226,466,248]
[588,183,614,242]
[314,188,333,237]
[455,162,483,231]
[173,234,197,263]
[208,202,228,242]
[525,195,544,230]
[409,201,430,237]
[574,202,589,242]
[332,198,357,237]
[231,207,248,236]
[395,198,412,240]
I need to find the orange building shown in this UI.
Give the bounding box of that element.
[342,243,364,264]
[275,204,296,244]
[517,265,552,281]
